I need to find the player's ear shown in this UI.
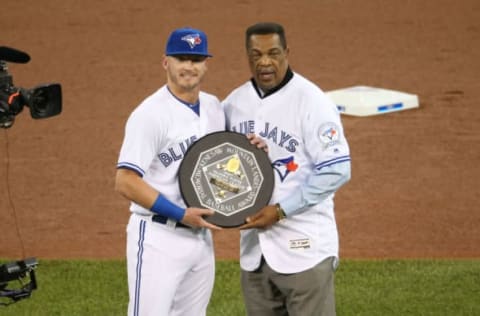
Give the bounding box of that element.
[162,55,168,69]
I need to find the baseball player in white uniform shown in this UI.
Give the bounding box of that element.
[115,27,224,316]
[223,23,351,316]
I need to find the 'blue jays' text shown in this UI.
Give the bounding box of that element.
[158,136,197,167]
[230,121,299,152]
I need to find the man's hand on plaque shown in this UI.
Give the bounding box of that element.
[246,133,268,152]
[239,205,279,230]
[182,207,223,230]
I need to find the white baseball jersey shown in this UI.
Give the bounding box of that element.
[223,72,351,274]
[117,85,225,315]
[117,85,225,214]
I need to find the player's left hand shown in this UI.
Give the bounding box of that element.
[239,205,278,230]
[246,133,268,152]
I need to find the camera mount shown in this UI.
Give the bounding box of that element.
[0,258,38,305]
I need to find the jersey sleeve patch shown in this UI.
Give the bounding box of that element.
[318,122,341,149]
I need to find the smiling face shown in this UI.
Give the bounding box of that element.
[163,54,208,93]
[247,33,289,92]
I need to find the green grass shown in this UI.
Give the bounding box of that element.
[1,260,127,315]
[1,259,479,315]
[335,260,480,316]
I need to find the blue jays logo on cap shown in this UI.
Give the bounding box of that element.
[181,34,202,48]
[165,27,212,57]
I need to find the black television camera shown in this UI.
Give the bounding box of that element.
[0,258,38,305]
[0,46,62,128]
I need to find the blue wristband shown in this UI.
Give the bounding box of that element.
[150,195,185,221]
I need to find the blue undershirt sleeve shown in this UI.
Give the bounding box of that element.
[279,160,351,216]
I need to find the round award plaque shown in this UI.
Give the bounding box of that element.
[179,131,274,227]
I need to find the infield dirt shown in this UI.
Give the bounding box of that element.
[1,0,479,260]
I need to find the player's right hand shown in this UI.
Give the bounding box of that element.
[181,207,222,230]
[239,204,279,230]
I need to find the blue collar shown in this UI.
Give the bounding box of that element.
[167,86,200,116]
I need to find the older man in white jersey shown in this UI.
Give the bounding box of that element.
[223,22,352,316]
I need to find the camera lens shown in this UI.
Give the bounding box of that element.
[31,89,49,115]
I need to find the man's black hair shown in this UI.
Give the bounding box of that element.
[245,22,287,50]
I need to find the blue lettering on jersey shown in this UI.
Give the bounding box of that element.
[260,122,299,153]
[230,121,300,152]
[158,136,197,167]
[230,120,255,134]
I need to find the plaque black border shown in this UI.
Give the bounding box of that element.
[179,131,274,228]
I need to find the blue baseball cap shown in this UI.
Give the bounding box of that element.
[165,27,212,57]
